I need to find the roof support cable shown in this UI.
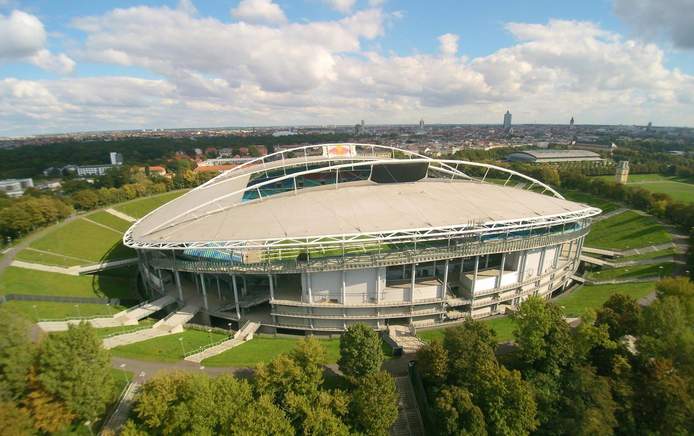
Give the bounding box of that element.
[504,174,513,186]
[482,168,490,183]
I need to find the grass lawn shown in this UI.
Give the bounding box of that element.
[620,247,677,261]
[0,266,139,300]
[95,319,156,338]
[27,218,134,265]
[562,190,619,214]
[15,249,87,267]
[585,210,672,250]
[587,262,674,281]
[555,282,656,317]
[113,190,187,219]
[203,336,341,367]
[87,210,132,232]
[417,316,516,344]
[111,329,228,362]
[595,174,694,203]
[1,300,124,321]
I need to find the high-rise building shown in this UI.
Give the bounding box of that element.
[109,152,124,165]
[569,117,574,128]
[503,110,512,131]
[419,119,424,130]
[616,161,629,185]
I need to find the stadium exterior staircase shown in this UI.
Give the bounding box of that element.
[184,321,260,363]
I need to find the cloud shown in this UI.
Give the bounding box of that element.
[0,10,74,73]
[438,33,458,56]
[231,0,286,24]
[323,0,357,14]
[614,0,694,49]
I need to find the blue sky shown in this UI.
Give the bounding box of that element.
[0,0,693,135]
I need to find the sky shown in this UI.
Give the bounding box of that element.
[0,0,693,136]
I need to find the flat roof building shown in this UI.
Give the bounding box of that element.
[0,178,33,197]
[506,149,602,163]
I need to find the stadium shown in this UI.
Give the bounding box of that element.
[124,144,600,332]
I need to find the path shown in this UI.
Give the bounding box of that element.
[103,303,199,349]
[105,208,137,222]
[593,207,627,222]
[184,321,260,363]
[10,257,138,276]
[391,376,425,436]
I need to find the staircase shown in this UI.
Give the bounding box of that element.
[387,325,425,354]
[184,321,260,363]
[102,303,200,349]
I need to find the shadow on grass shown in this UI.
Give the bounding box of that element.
[90,242,141,305]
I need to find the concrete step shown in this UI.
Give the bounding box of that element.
[102,325,172,349]
[114,295,176,322]
[184,338,243,363]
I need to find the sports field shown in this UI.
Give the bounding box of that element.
[595,173,694,203]
[585,210,672,250]
[113,190,187,219]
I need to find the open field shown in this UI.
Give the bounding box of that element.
[113,190,187,219]
[562,190,619,213]
[87,210,133,232]
[23,217,134,265]
[1,300,124,321]
[15,249,89,267]
[0,266,139,300]
[585,210,672,250]
[110,329,228,362]
[594,173,694,203]
[555,282,656,317]
[586,262,674,281]
[203,336,342,367]
[620,247,678,261]
[417,316,516,344]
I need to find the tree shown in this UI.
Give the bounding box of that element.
[416,339,448,388]
[595,294,642,339]
[228,394,294,436]
[351,371,398,436]
[71,189,100,210]
[480,366,538,436]
[443,319,498,388]
[512,296,574,373]
[0,400,33,435]
[338,323,384,381]
[0,310,35,400]
[37,322,115,421]
[433,386,487,436]
[286,390,350,436]
[24,368,75,434]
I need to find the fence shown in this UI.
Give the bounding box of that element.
[0,293,119,305]
[408,361,434,434]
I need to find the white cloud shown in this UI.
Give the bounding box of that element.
[231,0,286,24]
[614,0,694,49]
[0,10,74,73]
[323,0,357,14]
[438,33,458,56]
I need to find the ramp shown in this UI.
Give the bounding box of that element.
[582,247,620,257]
[580,255,612,266]
[113,295,176,323]
[391,376,425,436]
[184,321,260,363]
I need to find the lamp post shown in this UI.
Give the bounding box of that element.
[207,328,212,344]
[32,304,38,321]
[178,337,186,357]
[84,420,93,436]
[658,265,663,279]
[227,322,233,336]
[119,363,129,385]
[74,304,81,318]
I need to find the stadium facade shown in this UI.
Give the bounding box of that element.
[124,144,600,332]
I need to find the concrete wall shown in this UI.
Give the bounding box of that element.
[303,267,385,304]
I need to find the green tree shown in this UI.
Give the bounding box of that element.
[432,385,487,436]
[37,322,115,422]
[71,189,100,210]
[351,371,398,436]
[0,400,34,435]
[595,294,642,340]
[0,310,35,400]
[443,319,497,388]
[416,339,448,388]
[228,394,294,436]
[338,323,384,381]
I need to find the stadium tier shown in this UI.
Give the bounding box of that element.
[125,144,600,332]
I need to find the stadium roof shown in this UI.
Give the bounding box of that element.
[507,149,602,162]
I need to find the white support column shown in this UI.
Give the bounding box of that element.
[410,263,416,302]
[231,275,241,320]
[268,274,275,301]
[471,256,480,295]
[537,249,546,280]
[242,276,248,297]
[459,257,465,282]
[157,269,163,293]
[200,274,208,309]
[442,259,449,300]
[306,272,312,303]
[174,270,183,301]
[340,270,346,304]
[497,253,506,289]
[216,276,221,300]
[552,245,560,269]
[377,268,383,303]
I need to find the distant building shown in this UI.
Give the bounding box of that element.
[147,166,167,176]
[615,161,629,184]
[109,152,124,165]
[646,122,653,132]
[0,178,34,197]
[569,142,617,153]
[419,119,424,130]
[569,117,574,128]
[503,110,512,131]
[506,149,602,163]
[272,130,298,137]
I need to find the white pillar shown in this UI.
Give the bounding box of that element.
[200,274,208,309]
[174,270,183,301]
[341,270,346,304]
[442,259,449,300]
[472,256,479,295]
[232,275,240,319]
[538,249,546,279]
[497,253,506,288]
[306,272,312,303]
[268,274,275,301]
[459,257,465,282]
[519,251,528,282]
[410,263,416,302]
[376,268,383,303]
[242,276,248,297]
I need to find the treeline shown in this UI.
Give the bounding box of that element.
[0,196,73,241]
[0,314,117,434]
[416,277,694,435]
[0,134,351,178]
[122,324,398,435]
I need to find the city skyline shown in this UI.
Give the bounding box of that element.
[1,0,693,136]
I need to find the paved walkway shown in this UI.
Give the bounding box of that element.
[105,208,137,222]
[10,257,139,276]
[593,207,627,222]
[391,376,425,436]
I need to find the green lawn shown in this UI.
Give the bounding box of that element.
[555,282,656,317]
[587,262,674,281]
[113,190,187,219]
[15,249,87,267]
[1,300,124,321]
[417,317,516,344]
[620,247,677,261]
[203,336,341,367]
[87,210,133,232]
[585,211,672,250]
[95,319,156,338]
[594,174,694,203]
[562,190,619,214]
[26,218,134,265]
[0,266,139,300]
[111,329,228,362]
